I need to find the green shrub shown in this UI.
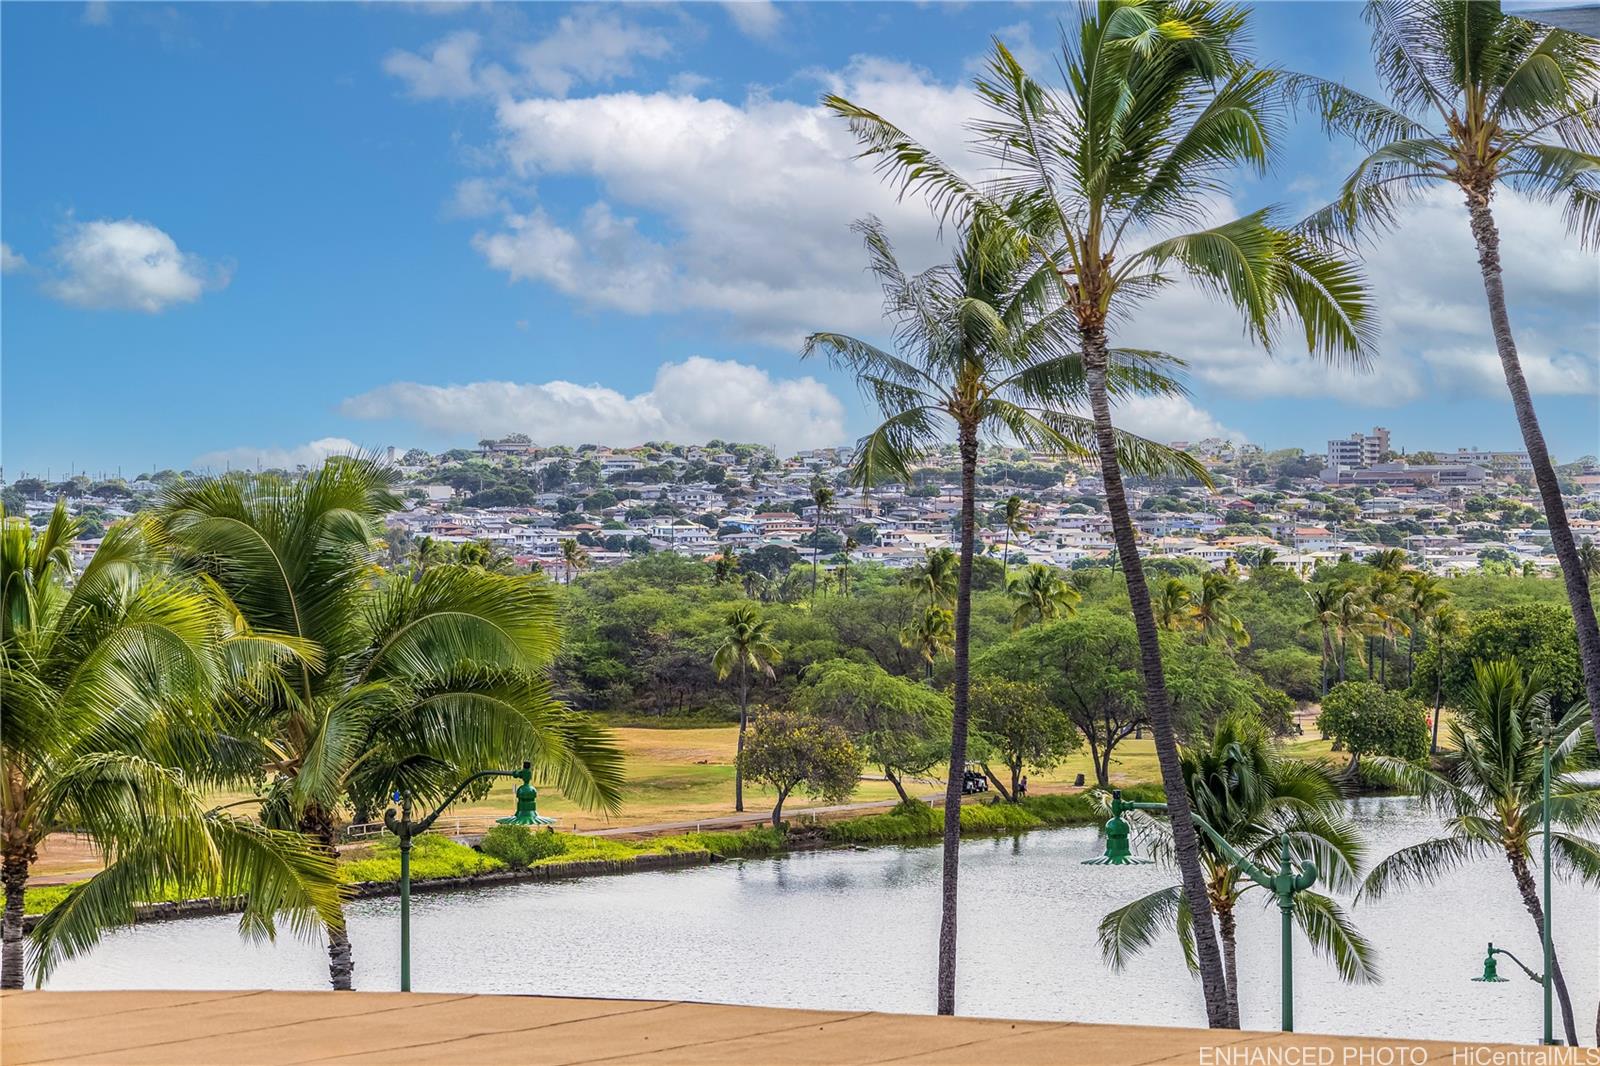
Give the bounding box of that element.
[681,826,786,857]
[480,825,567,867]
[340,834,505,884]
[958,802,1043,834]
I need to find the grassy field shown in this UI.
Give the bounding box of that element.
[29,720,1350,882]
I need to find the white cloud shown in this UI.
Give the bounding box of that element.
[445,177,509,219]
[723,1,783,41]
[0,242,26,273]
[668,71,713,95]
[44,219,223,312]
[194,437,361,472]
[471,58,978,344]
[384,12,671,102]
[340,356,846,455]
[81,1,109,25]
[384,29,490,100]
[1103,393,1244,445]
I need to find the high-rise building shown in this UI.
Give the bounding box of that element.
[1326,427,1390,470]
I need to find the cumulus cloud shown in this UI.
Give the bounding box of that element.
[340,356,846,455]
[384,11,671,102]
[1,242,26,273]
[194,437,361,472]
[44,219,223,312]
[1103,393,1245,445]
[723,1,783,40]
[467,58,977,344]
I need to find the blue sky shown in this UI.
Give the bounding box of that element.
[3,1,1596,478]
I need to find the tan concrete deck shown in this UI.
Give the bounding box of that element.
[0,990,1535,1065]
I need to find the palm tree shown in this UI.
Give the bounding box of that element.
[1007,563,1080,630]
[712,603,782,814]
[1403,572,1449,686]
[834,535,860,598]
[1361,660,1599,1046]
[1424,601,1466,754]
[1,504,341,988]
[559,538,589,585]
[900,604,955,681]
[1100,712,1375,1029]
[804,209,1196,1014]
[824,3,1374,1025]
[810,483,835,600]
[1000,494,1030,583]
[1364,569,1410,685]
[1299,0,1600,743]
[1578,537,1600,582]
[1305,584,1341,697]
[411,535,448,578]
[1156,577,1196,632]
[158,459,622,990]
[906,546,960,609]
[1190,571,1251,649]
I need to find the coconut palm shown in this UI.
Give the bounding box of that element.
[158,458,623,990]
[1424,601,1466,754]
[1364,569,1411,685]
[810,483,835,600]
[411,535,448,578]
[900,604,956,681]
[1000,495,1031,583]
[713,603,782,814]
[1578,537,1600,582]
[1298,0,1600,743]
[1305,583,1341,697]
[906,546,960,609]
[804,209,1198,1014]
[559,538,589,585]
[1,503,342,988]
[1402,572,1450,686]
[1007,563,1080,630]
[1190,571,1251,649]
[1157,577,1196,632]
[824,2,1375,1024]
[1099,711,1375,1029]
[1333,583,1381,684]
[1361,660,1599,1046]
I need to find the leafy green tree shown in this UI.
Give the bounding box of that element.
[713,603,782,813]
[975,611,1145,787]
[1412,602,1583,712]
[1,504,342,988]
[969,677,1078,801]
[159,459,623,990]
[1317,681,1429,775]
[791,660,950,803]
[1006,563,1080,631]
[803,207,1192,1015]
[739,710,864,828]
[1300,0,1600,744]
[1362,661,1599,1046]
[1100,712,1374,1029]
[825,4,1374,1023]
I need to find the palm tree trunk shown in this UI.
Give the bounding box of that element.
[300,806,353,991]
[1216,899,1240,1030]
[1002,527,1011,585]
[1083,329,1232,1029]
[1509,851,1579,1046]
[1,850,30,990]
[1319,626,1332,698]
[735,668,748,814]
[934,422,978,1016]
[1431,646,1447,755]
[811,514,820,600]
[1466,190,1600,746]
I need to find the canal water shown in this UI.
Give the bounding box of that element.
[46,796,1599,1043]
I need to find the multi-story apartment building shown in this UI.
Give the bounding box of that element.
[1326,426,1390,469]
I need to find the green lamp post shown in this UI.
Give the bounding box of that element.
[1085,789,1317,1032]
[383,761,554,992]
[1472,704,1557,1046]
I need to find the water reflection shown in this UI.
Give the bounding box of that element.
[46,796,1598,1044]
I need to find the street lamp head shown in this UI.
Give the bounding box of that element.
[498,761,556,826]
[1083,811,1153,865]
[1473,943,1509,983]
